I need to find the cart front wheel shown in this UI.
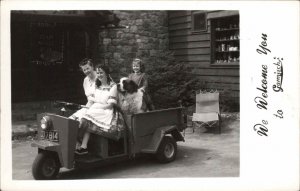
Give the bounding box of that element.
[156,136,177,163]
[32,152,60,180]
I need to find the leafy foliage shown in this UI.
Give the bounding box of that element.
[219,89,240,112]
[145,51,202,109]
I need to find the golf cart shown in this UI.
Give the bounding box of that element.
[31,101,186,180]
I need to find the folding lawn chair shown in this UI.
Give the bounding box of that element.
[192,90,221,134]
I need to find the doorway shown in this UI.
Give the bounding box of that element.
[11,21,89,103]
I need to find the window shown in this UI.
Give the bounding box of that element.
[210,15,240,66]
[192,12,207,32]
[29,22,65,66]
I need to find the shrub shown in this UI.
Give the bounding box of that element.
[219,89,240,112]
[146,51,202,109]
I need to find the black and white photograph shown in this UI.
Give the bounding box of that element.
[9,9,240,180]
[1,1,299,191]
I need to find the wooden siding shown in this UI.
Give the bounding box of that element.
[168,10,240,98]
[173,48,211,55]
[170,41,210,49]
[169,34,210,42]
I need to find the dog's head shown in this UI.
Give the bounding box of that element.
[118,77,138,94]
[117,77,127,93]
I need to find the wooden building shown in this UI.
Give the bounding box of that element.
[168,10,240,102]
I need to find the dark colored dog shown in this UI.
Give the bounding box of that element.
[117,77,148,114]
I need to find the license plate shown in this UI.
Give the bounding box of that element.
[41,130,59,142]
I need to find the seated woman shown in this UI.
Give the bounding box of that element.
[75,64,120,155]
[69,58,97,121]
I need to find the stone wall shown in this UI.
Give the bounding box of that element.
[96,11,169,80]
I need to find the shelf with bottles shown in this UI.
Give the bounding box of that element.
[216,57,240,63]
[215,57,240,65]
[215,28,239,32]
[215,43,239,52]
[215,23,239,32]
[215,30,240,40]
[216,50,239,53]
[213,61,239,66]
[215,34,239,52]
[215,39,239,42]
[214,50,239,65]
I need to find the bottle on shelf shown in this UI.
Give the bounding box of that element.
[221,44,226,51]
[227,44,231,51]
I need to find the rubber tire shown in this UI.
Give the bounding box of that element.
[32,152,60,180]
[155,136,177,163]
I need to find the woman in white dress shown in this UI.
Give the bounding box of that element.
[75,64,119,155]
[69,58,97,121]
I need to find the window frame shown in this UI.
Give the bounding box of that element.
[191,11,208,33]
[209,14,240,67]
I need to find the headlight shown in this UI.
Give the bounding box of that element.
[40,116,52,130]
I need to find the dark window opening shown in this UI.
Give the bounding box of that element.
[192,12,207,32]
[11,21,88,103]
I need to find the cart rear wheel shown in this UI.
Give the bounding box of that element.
[156,136,177,163]
[32,152,60,180]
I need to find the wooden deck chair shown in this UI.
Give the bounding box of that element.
[192,90,221,134]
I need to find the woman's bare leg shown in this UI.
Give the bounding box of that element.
[80,132,90,149]
[77,118,89,149]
